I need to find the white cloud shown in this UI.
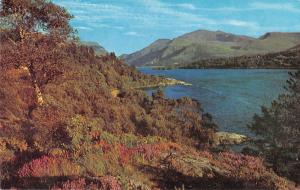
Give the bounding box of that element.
[136,0,261,30]
[58,2,124,13]
[175,3,197,10]
[55,1,130,21]
[222,20,258,28]
[124,31,142,36]
[198,7,243,12]
[85,22,124,30]
[184,2,300,13]
[138,0,215,24]
[250,2,300,13]
[74,26,93,31]
[56,0,261,32]
[55,0,299,40]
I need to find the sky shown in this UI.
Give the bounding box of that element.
[53,0,300,55]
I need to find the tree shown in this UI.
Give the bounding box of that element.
[0,0,75,41]
[249,71,300,183]
[0,0,78,86]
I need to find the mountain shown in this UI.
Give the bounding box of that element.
[80,41,108,56]
[178,44,300,69]
[120,39,170,66]
[122,30,300,66]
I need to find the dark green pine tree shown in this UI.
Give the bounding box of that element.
[249,70,300,183]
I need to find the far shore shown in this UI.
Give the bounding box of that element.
[137,66,299,70]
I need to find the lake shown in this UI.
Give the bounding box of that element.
[138,68,294,136]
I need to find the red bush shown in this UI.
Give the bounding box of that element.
[18,156,53,177]
[61,178,86,190]
[99,176,121,190]
[18,156,81,178]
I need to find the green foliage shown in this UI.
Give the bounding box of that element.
[0,0,75,41]
[64,115,100,152]
[249,70,300,183]
[80,152,107,177]
[124,30,300,67]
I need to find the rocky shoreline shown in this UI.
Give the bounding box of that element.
[214,131,249,145]
[135,77,192,89]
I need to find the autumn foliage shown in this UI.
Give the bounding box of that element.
[0,0,297,189]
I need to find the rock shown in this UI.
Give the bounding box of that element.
[134,78,192,89]
[165,78,192,86]
[214,132,248,145]
[165,154,225,178]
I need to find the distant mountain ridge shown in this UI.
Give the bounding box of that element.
[120,39,170,66]
[177,44,300,69]
[121,30,300,67]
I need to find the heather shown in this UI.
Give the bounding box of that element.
[0,0,297,189]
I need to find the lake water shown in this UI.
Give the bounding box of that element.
[138,68,294,136]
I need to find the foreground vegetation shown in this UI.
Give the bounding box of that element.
[0,0,298,189]
[249,71,300,184]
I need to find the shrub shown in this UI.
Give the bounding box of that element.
[18,156,82,177]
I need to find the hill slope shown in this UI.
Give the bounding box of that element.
[120,39,171,66]
[80,41,108,56]
[122,30,300,66]
[1,34,295,190]
[179,44,300,69]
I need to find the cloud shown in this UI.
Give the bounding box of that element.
[136,0,260,29]
[198,7,244,12]
[175,3,197,10]
[55,0,297,41]
[186,2,300,13]
[222,20,258,28]
[55,1,130,22]
[56,0,259,32]
[54,0,130,31]
[124,31,142,36]
[58,1,124,13]
[250,2,300,13]
[138,0,215,24]
[85,22,124,30]
[74,26,93,31]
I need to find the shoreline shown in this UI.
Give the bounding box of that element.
[135,77,192,89]
[149,66,299,70]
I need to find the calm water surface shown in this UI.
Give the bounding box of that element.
[138,68,294,136]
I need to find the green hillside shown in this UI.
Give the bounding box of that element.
[178,44,300,69]
[123,30,300,67]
